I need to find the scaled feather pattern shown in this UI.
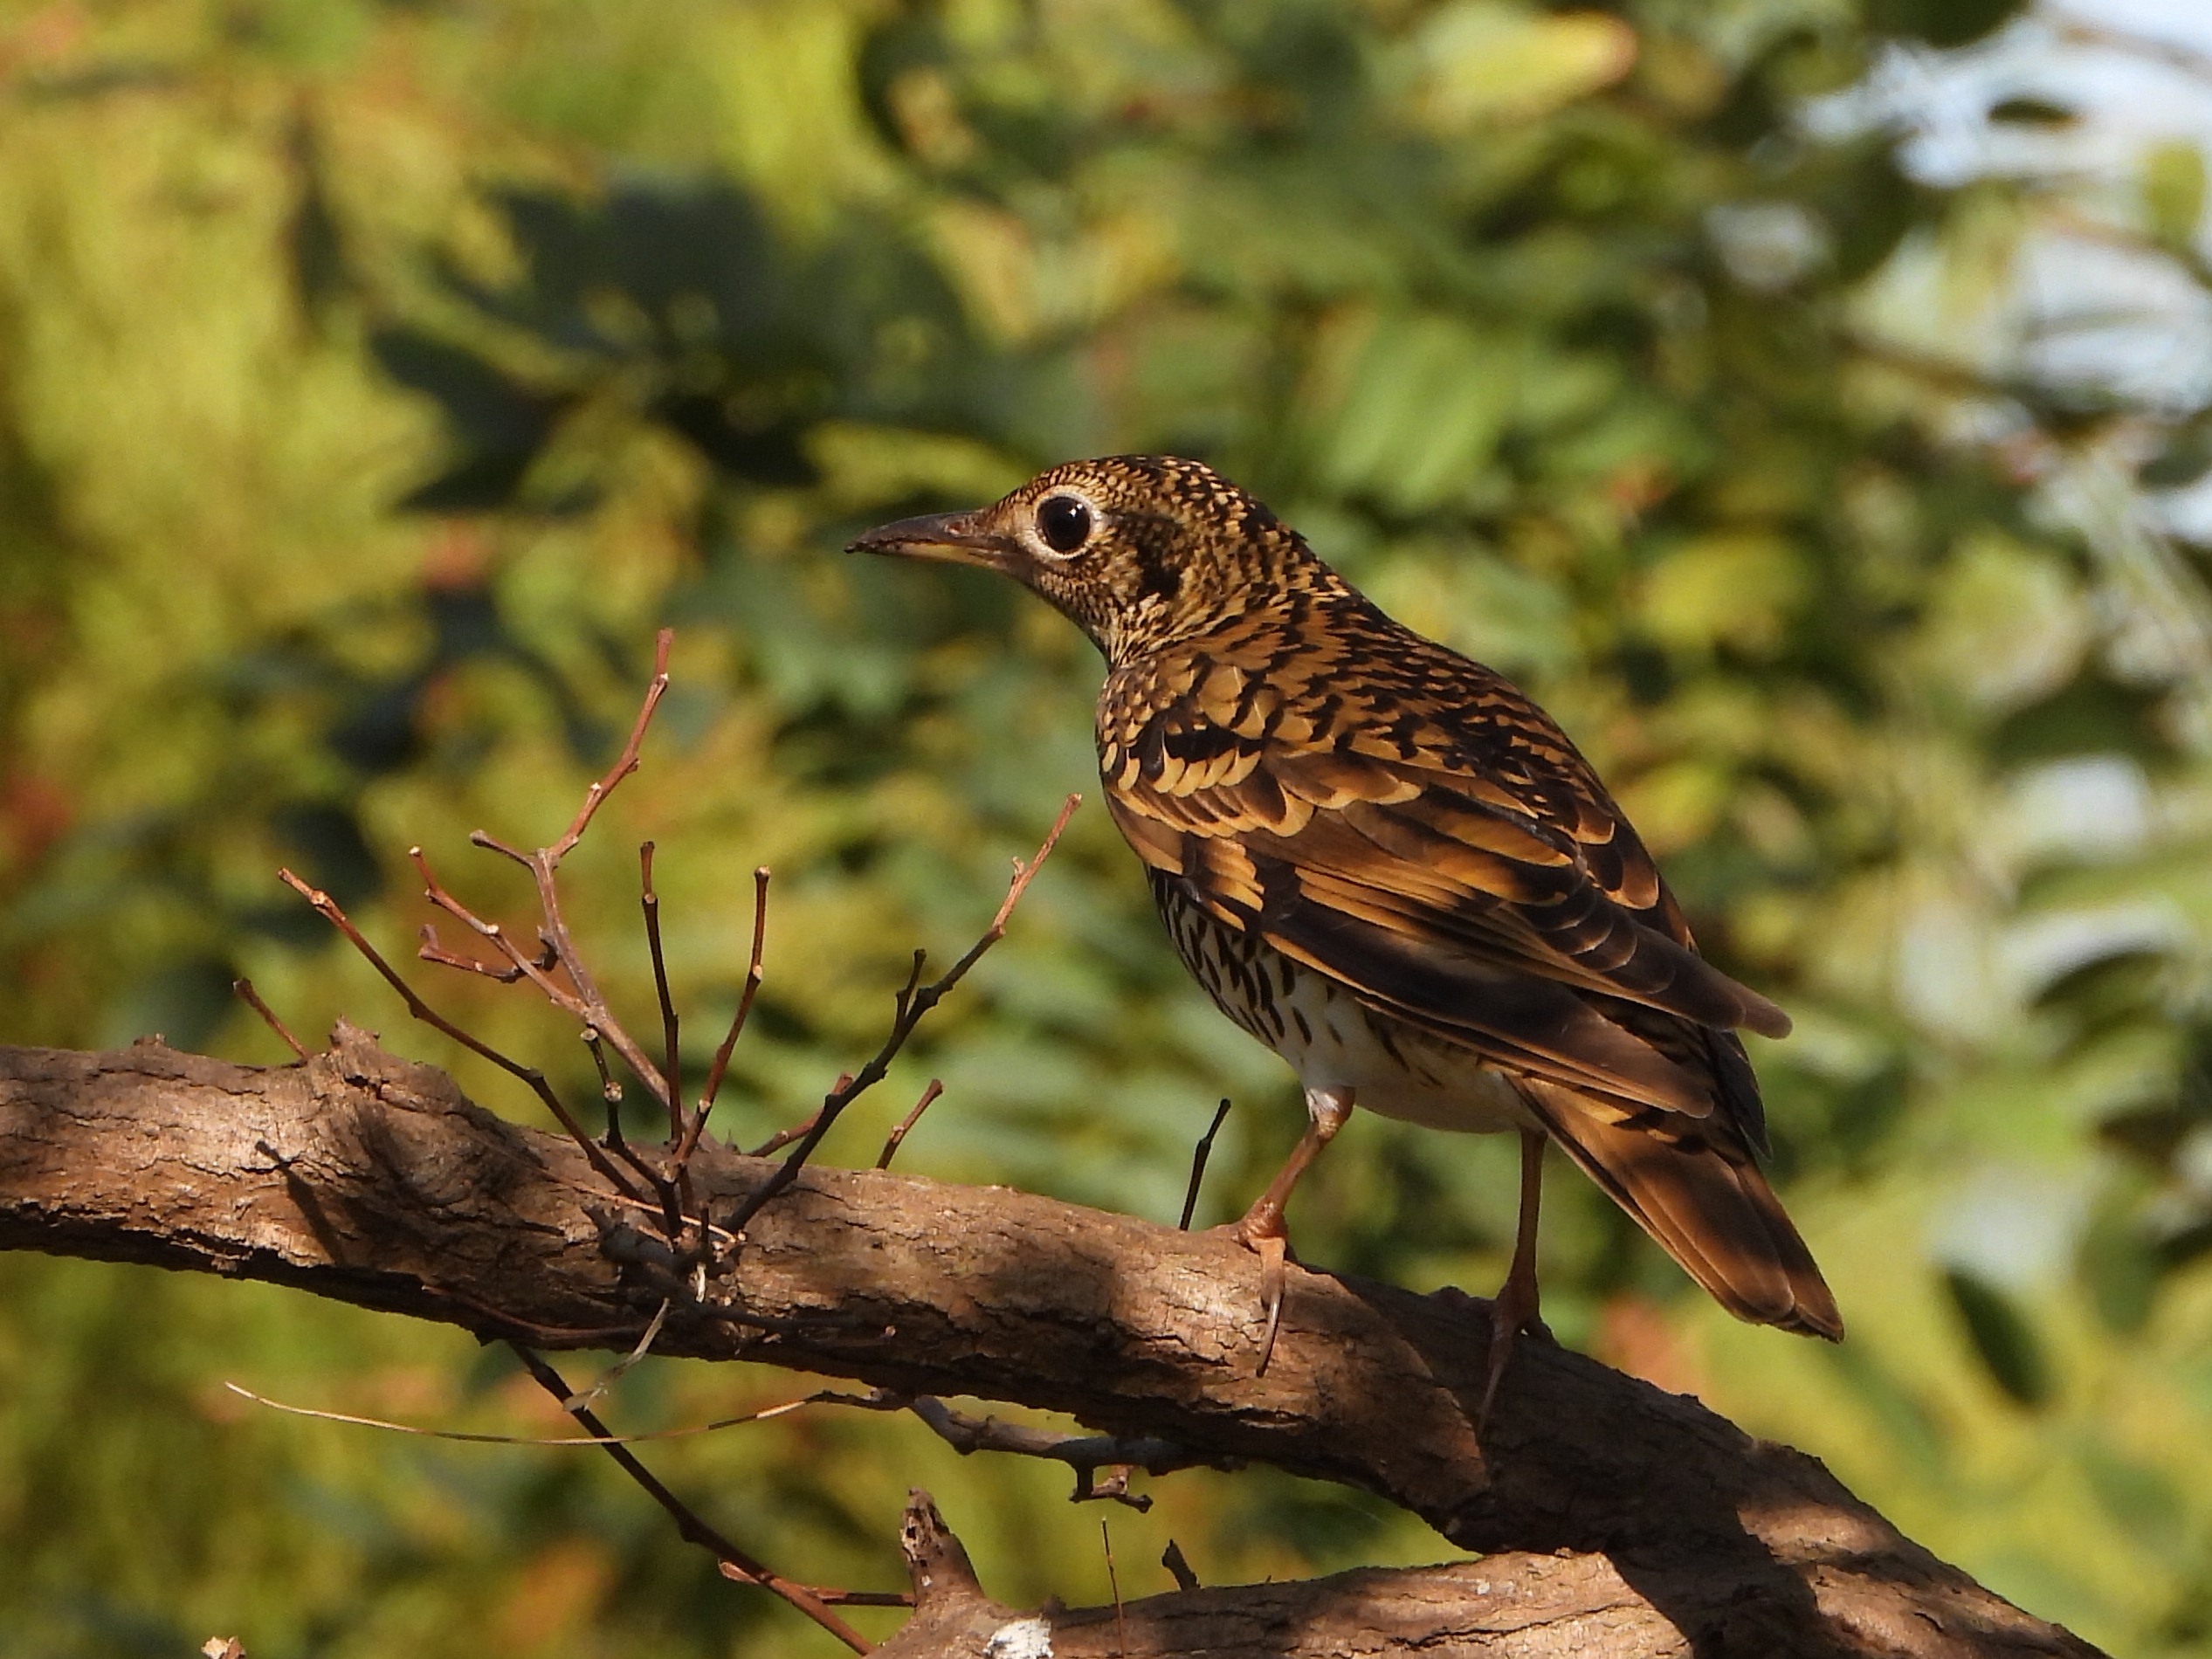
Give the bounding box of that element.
[853,455,1840,1340]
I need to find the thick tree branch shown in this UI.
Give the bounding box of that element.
[0,1031,2100,1658]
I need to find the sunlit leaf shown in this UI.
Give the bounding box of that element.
[1409,4,1637,130]
[2141,140,2208,251]
[1943,1268,2052,1408]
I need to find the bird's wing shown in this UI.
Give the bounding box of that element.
[1101,645,1789,1119]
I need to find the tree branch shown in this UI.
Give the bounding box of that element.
[0,1030,2102,1658]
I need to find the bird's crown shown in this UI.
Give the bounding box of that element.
[850,455,1341,664]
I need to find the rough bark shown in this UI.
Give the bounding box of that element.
[875,1488,1989,1659]
[0,1029,2101,1658]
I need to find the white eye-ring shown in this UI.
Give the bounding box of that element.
[1033,493,1094,556]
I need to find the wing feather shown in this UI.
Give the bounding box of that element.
[1102,641,1794,1123]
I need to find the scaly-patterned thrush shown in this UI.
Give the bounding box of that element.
[853,456,1841,1398]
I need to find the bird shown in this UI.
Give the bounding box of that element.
[851,455,1841,1403]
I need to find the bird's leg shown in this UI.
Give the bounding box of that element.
[1218,1084,1353,1374]
[1479,1127,1554,1427]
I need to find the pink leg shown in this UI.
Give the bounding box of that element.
[1479,1128,1553,1427]
[1219,1086,1353,1374]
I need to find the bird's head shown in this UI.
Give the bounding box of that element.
[848,455,1329,664]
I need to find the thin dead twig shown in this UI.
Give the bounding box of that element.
[679,864,770,1169]
[224,1376,860,1448]
[862,1394,1232,1511]
[720,794,1080,1243]
[563,1295,671,1412]
[875,1079,943,1170]
[511,1346,876,1654]
[411,843,668,1124]
[414,926,547,985]
[408,628,679,1126]
[231,978,308,1061]
[276,868,643,1201]
[1104,1520,1127,1657]
[906,1396,1192,1510]
[712,1565,911,1608]
[640,841,682,1137]
[582,1025,669,1200]
[423,1286,655,1346]
[549,629,672,861]
[750,1095,830,1159]
[1161,1539,1200,1593]
[1179,1098,1232,1231]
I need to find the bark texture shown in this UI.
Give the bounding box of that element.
[0,1029,2102,1658]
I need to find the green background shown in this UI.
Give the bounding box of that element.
[3,0,2212,1653]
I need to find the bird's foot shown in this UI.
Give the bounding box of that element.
[1477,1271,1551,1433]
[1208,1214,1294,1376]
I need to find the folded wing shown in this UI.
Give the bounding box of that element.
[1102,648,1789,1128]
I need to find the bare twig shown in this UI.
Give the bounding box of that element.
[814,1387,1226,1510]
[224,1376,861,1447]
[899,1395,1231,1509]
[893,949,927,1022]
[416,925,544,984]
[410,843,671,1123]
[1178,1098,1232,1230]
[276,868,643,1201]
[750,1097,830,1159]
[721,795,1080,1243]
[1087,1466,1144,1511]
[679,864,770,1168]
[550,628,672,862]
[423,1287,655,1347]
[231,978,307,1061]
[712,1566,912,1608]
[563,1295,671,1412]
[585,1023,667,1196]
[875,1078,943,1170]
[1161,1539,1199,1593]
[510,1346,874,1654]
[640,841,682,1137]
[584,1025,622,1121]
[1104,1520,1127,1657]
[396,629,680,1129]
[367,632,709,1241]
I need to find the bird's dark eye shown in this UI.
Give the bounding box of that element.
[1035,495,1092,554]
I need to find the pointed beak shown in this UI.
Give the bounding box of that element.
[846,510,1013,572]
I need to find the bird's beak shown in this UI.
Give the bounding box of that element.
[846,510,1013,571]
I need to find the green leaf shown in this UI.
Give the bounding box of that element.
[1637,532,1809,657]
[2078,1209,2161,1336]
[1408,3,1637,130]
[2139,424,2212,490]
[1987,97,2076,128]
[1943,1269,2053,1408]
[1310,314,1521,513]
[1868,0,2024,49]
[2141,141,2208,249]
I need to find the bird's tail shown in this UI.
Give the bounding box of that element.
[1518,1080,1843,1340]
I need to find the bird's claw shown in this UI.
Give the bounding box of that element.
[1252,1233,1287,1375]
[1476,1278,1550,1431]
[1208,1218,1293,1375]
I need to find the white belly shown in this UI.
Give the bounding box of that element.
[1269,964,1532,1133]
[1161,878,1533,1135]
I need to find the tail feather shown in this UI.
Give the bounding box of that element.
[1519,1079,1843,1340]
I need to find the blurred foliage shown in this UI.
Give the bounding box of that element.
[3,0,2212,1654]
